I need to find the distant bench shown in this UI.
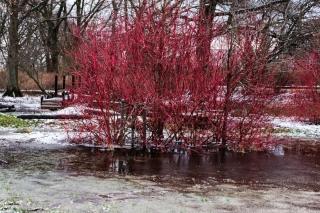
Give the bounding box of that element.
[41,91,71,110]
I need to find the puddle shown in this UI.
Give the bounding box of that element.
[0,142,320,212]
[1,143,320,189]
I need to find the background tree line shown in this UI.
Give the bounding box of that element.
[0,0,319,97]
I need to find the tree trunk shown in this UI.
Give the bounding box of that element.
[221,73,231,148]
[124,0,128,31]
[220,7,236,152]
[3,2,22,97]
[155,119,164,140]
[196,0,217,71]
[46,24,59,74]
[111,0,119,35]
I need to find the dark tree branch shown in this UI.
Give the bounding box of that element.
[215,0,290,17]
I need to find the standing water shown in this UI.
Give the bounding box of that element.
[0,141,320,212]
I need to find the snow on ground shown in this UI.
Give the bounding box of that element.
[271,92,295,106]
[271,117,320,140]
[0,123,70,145]
[46,105,84,115]
[2,93,320,143]
[0,93,41,111]
[0,94,63,144]
[0,92,83,115]
[0,93,85,145]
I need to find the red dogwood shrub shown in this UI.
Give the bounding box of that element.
[214,25,275,151]
[69,5,275,152]
[294,51,320,123]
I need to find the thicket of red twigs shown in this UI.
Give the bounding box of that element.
[70,6,275,152]
[294,51,320,123]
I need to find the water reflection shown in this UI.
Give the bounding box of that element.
[1,143,320,190]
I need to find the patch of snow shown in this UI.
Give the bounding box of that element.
[0,93,86,116]
[44,106,84,115]
[0,93,41,111]
[0,94,85,145]
[0,126,70,145]
[271,92,295,106]
[271,117,320,140]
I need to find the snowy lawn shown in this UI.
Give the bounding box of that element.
[271,117,320,140]
[0,94,40,111]
[0,92,79,145]
[0,119,70,145]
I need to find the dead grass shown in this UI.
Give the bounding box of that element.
[0,71,73,90]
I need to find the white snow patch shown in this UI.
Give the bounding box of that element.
[0,126,70,145]
[271,117,320,140]
[0,93,40,110]
[271,93,295,106]
[0,93,83,145]
[0,93,85,116]
[46,106,84,115]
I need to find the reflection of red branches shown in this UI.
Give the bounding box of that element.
[69,5,274,152]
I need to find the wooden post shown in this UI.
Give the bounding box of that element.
[142,108,147,148]
[131,114,136,149]
[78,76,82,87]
[62,75,66,90]
[54,75,58,97]
[72,75,75,87]
[120,100,125,144]
[62,91,65,101]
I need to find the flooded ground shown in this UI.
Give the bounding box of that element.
[2,89,320,212]
[0,141,320,212]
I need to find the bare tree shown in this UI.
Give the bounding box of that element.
[3,0,22,96]
[2,0,46,97]
[19,15,48,94]
[0,4,6,42]
[0,4,8,68]
[1,0,318,98]
[266,0,320,61]
[74,0,108,31]
[34,0,72,75]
